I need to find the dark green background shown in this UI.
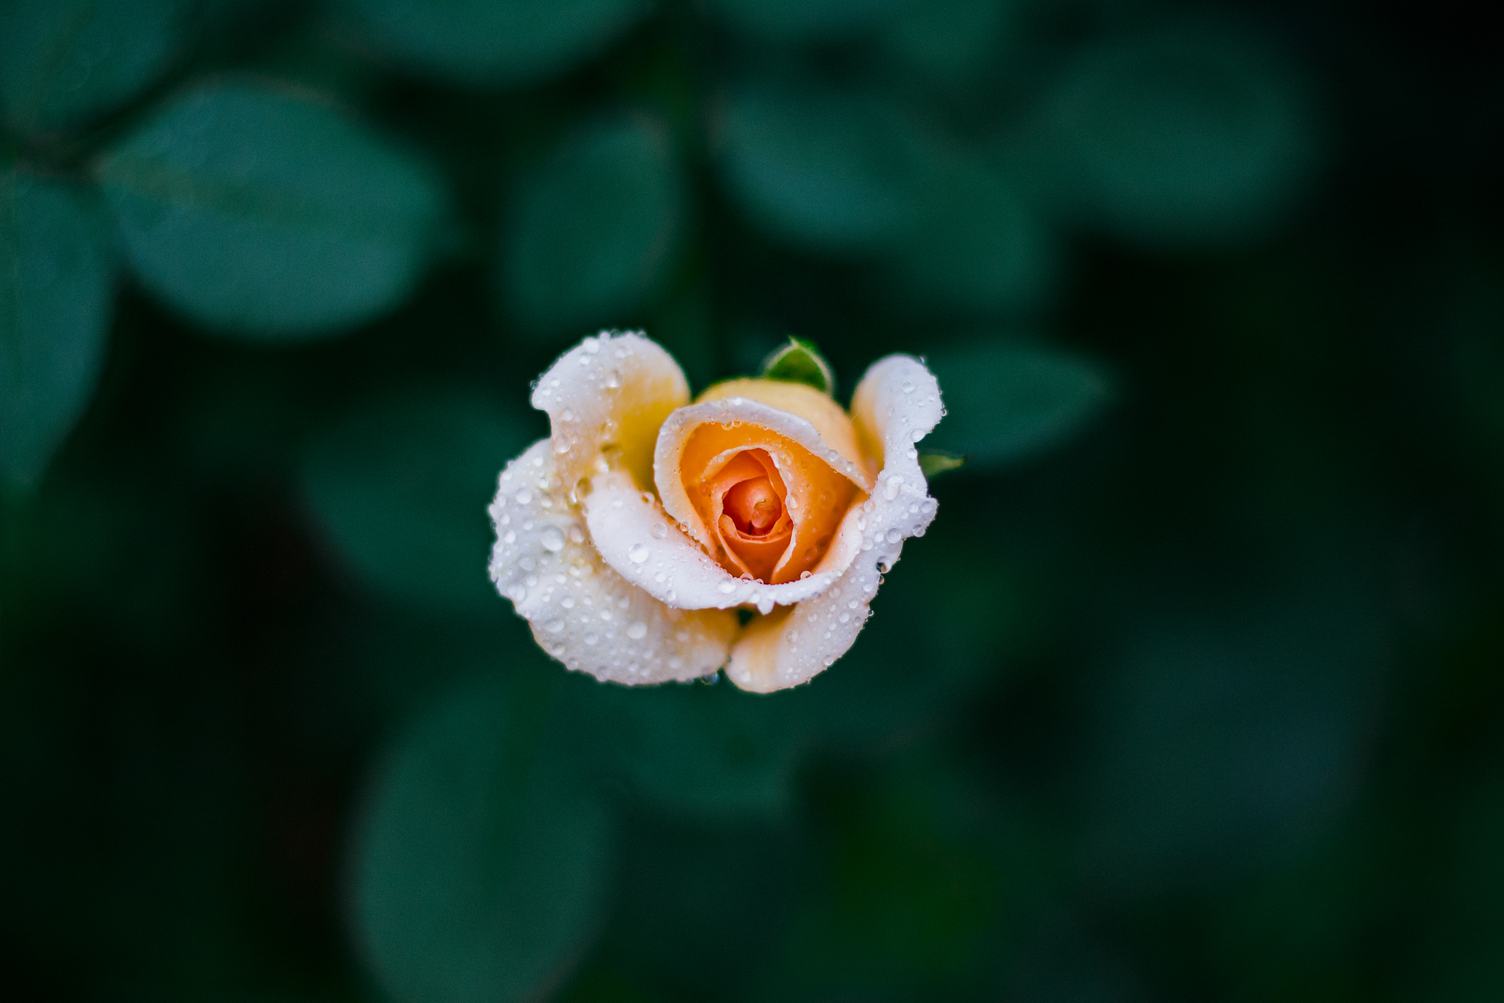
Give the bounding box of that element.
[3,0,1501,1000]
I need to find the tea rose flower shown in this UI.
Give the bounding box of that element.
[488,332,943,693]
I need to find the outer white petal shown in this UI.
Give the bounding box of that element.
[653,395,874,549]
[584,467,862,614]
[725,356,944,693]
[531,330,690,492]
[490,440,738,685]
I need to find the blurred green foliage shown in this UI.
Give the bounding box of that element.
[2,0,1501,1001]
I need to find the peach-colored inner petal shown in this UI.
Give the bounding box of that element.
[725,477,781,535]
[680,424,860,585]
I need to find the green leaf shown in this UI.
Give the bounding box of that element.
[334,0,650,85]
[918,451,965,478]
[717,81,925,250]
[0,0,191,135]
[0,166,114,492]
[1040,25,1318,245]
[94,78,449,339]
[879,146,1059,317]
[351,672,613,1003]
[760,336,834,394]
[300,388,529,613]
[875,0,1022,90]
[498,116,684,338]
[928,340,1113,468]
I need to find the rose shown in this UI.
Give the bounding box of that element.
[488,332,944,693]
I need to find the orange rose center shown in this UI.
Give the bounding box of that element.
[665,379,872,587]
[723,476,782,535]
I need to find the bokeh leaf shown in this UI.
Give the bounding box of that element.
[301,387,529,613]
[1038,25,1319,245]
[928,340,1113,468]
[351,671,613,1003]
[95,78,449,338]
[0,166,114,492]
[875,0,1022,91]
[498,116,684,338]
[880,145,1059,317]
[334,0,650,85]
[717,82,925,251]
[0,0,191,135]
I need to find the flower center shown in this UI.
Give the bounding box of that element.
[723,476,782,536]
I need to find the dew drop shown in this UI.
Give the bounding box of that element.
[628,542,650,564]
[540,528,565,553]
[626,621,648,641]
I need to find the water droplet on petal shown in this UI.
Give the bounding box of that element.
[626,621,648,641]
[628,542,650,564]
[540,528,565,553]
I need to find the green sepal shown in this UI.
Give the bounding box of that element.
[760,336,835,395]
[918,451,966,479]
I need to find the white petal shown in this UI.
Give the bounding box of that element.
[584,467,860,615]
[530,330,690,493]
[652,395,874,550]
[725,355,944,693]
[490,440,738,685]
